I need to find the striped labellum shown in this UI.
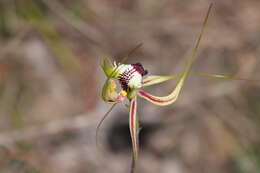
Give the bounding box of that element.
[118,63,148,91]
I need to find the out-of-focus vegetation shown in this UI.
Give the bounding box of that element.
[0,0,260,173]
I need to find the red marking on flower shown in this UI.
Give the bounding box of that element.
[138,90,175,103]
[119,68,136,90]
[132,63,148,76]
[142,79,153,84]
[130,99,136,138]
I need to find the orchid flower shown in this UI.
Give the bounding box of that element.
[97,4,255,173]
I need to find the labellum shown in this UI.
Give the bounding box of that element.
[118,63,148,91]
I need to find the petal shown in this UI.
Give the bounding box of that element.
[129,97,139,171]
[102,43,143,79]
[142,74,182,87]
[142,73,256,87]
[139,4,213,106]
[193,73,257,82]
[138,90,178,106]
[139,70,256,106]
[121,43,143,64]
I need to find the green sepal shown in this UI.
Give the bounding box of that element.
[102,57,119,78]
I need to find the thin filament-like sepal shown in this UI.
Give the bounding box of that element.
[96,103,117,155]
[194,73,257,82]
[142,73,256,87]
[129,97,139,172]
[139,4,212,106]
[142,74,183,87]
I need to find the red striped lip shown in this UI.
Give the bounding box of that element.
[138,90,175,103]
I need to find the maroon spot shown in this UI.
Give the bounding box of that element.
[132,63,148,76]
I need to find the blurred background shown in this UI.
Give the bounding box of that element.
[0,0,260,172]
